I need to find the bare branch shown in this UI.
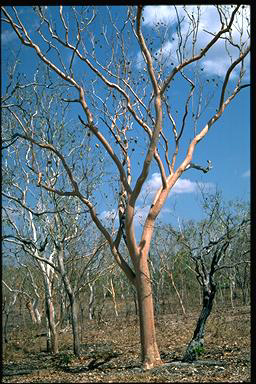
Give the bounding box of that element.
[78,115,132,195]
[3,280,32,300]
[160,5,241,95]
[219,45,250,110]
[185,160,213,174]
[136,5,159,95]
[2,192,64,217]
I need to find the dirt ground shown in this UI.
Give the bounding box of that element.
[2,305,251,383]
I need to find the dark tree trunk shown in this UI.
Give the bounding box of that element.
[182,283,216,362]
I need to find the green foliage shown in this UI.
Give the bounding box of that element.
[193,344,205,358]
[57,352,75,366]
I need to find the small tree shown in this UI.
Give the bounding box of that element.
[51,200,108,356]
[3,190,59,353]
[168,192,250,362]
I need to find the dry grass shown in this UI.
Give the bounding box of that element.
[2,305,250,382]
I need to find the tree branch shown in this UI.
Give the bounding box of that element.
[185,160,213,173]
[78,115,132,195]
[160,5,241,95]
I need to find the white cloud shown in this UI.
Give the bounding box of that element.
[173,178,198,194]
[143,5,250,38]
[99,209,118,224]
[154,40,177,65]
[142,6,178,27]
[99,173,214,231]
[242,169,250,178]
[133,204,173,228]
[99,205,150,230]
[143,172,162,195]
[172,178,214,194]
[140,172,214,203]
[141,5,250,78]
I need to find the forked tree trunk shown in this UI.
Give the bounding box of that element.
[182,283,216,362]
[135,256,162,369]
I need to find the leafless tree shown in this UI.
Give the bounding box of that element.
[3,215,59,353]
[167,191,250,362]
[1,5,250,368]
[51,200,108,356]
[2,175,108,356]
[2,278,35,344]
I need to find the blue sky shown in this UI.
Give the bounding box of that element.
[1,5,250,236]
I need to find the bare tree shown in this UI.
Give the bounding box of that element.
[2,278,33,344]
[167,191,250,362]
[1,5,250,368]
[3,175,107,356]
[2,256,43,336]
[3,214,59,353]
[51,200,108,356]
[152,228,188,316]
